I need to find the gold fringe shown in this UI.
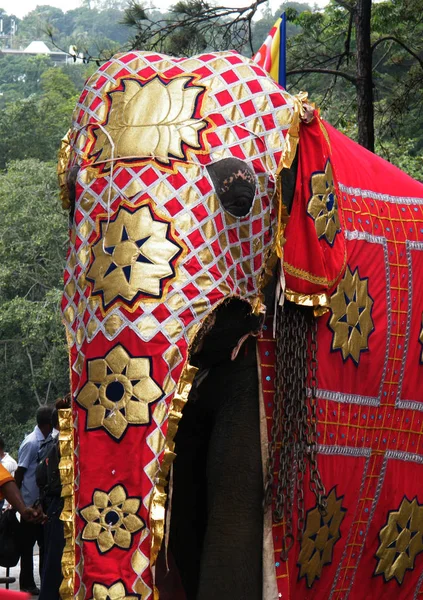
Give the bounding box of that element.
[285,288,330,316]
[58,408,75,600]
[149,363,198,566]
[57,130,73,210]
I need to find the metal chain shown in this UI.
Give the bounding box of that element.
[295,310,308,541]
[265,302,327,561]
[276,305,297,557]
[307,316,327,516]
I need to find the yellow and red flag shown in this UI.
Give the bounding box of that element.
[253,13,287,88]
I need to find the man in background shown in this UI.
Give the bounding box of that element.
[0,437,18,511]
[38,401,68,600]
[15,406,53,595]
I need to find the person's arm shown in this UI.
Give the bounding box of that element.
[14,466,25,488]
[1,481,43,523]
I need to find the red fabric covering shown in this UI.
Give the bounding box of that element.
[260,117,423,599]
[61,50,292,598]
[283,115,347,299]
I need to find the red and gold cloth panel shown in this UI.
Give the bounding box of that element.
[259,116,423,599]
[60,51,297,599]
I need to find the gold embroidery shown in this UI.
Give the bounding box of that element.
[419,313,423,362]
[284,262,329,286]
[81,485,144,553]
[57,129,73,210]
[89,75,207,166]
[87,202,183,309]
[298,488,346,588]
[375,497,423,584]
[58,408,75,600]
[76,345,163,440]
[89,581,139,600]
[307,160,341,245]
[329,265,374,364]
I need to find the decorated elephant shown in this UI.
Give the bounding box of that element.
[57,50,423,600]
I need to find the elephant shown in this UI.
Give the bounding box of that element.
[57,50,423,600]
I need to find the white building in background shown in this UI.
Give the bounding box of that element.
[0,40,69,63]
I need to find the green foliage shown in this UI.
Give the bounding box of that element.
[282,0,423,178]
[0,67,79,169]
[0,3,132,62]
[0,160,69,454]
[377,139,423,182]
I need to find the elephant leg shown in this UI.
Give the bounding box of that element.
[170,384,210,599]
[196,338,263,600]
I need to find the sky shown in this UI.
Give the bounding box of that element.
[1,0,325,19]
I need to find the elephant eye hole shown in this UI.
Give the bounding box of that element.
[207,158,256,218]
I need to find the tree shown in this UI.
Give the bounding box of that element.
[287,0,423,153]
[0,67,79,169]
[0,55,53,106]
[123,0,269,56]
[124,0,423,155]
[0,160,69,453]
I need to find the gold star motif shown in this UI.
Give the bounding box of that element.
[329,265,374,364]
[89,75,208,167]
[81,485,144,554]
[77,345,163,440]
[307,160,341,245]
[375,497,423,584]
[298,488,347,588]
[87,202,183,309]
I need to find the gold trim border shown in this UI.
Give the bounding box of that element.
[58,130,73,210]
[58,408,75,600]
[284,246,347,290]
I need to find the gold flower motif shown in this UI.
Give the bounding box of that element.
[298,488,346,588]
[87,203,182,309]
[375,497,423,584]
[81,485,144,553]
[307,160,341,245]
[77,344,163,440]
[329,265,374,364]
[419,313,423,363]
[89,580,139,600]
[90,75,207,165]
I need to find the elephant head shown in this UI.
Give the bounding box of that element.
[58,50,314,599]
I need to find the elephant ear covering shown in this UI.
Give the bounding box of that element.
[282,112,347,311]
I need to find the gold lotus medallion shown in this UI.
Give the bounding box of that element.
[87,202,183,310]
[307,159,341,245]
[298,487,347,588]
[76,344,163,440]
[375,497,423,584]
[88,75,208,169]
[329,265,374,364]
[81,484,144,553]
